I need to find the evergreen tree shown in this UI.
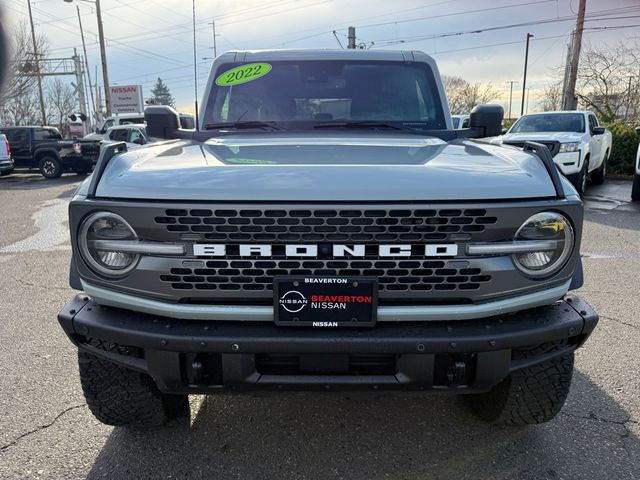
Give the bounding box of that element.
[150,77,175,107]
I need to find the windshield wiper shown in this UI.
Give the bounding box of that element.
[204,121,282,131]
[312,121,418,131]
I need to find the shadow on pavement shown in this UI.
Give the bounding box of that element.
[85,370,638,479]
[0,171,84,191]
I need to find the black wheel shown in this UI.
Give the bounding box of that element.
[78,352,190,428]
[590,151,607,185]
[71,158,91,175]
[568,159,588,196]
[632,173,640,202]
[38,156,62,178]
[465,348,574,426]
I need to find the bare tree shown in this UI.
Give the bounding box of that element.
[442,75,497,114]
[46,78,77,128]
[0,21,48,125]
[576,41,640,123]
[540,82,563,112]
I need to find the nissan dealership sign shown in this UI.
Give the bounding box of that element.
[109,85,144,114]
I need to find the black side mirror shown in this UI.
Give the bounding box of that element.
[179,114,196,130]
[132,137,145,145]
[145,105,182,139]
[592,126,605,135]
[501,128,508,135]
[635,126,640,135]
[469,104,504,138]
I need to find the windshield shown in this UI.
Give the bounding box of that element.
[510,113,585,133]
[204,60,446,130]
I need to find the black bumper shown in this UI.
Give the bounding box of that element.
[58,295,598,394]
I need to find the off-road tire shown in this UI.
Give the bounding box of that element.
[465,349,574,426]
[590,151,608,185]
[38,155,62,178]
[78,352,190,428]
[632,173,640,202]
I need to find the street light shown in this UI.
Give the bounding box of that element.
[63,0,111,116]
[521,33,534,116]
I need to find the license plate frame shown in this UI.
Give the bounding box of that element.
[274,276,378,327]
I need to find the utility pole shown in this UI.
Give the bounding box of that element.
[521,33,533,116]
[506,80,518,120]
[94,0,111,116]
[192,0,198,127]
[562,0,586,110]
[211,20,218,58]
[27,0,47,125]
[76,5,95,127]
[347,26,356,49]
[73,48,87,134]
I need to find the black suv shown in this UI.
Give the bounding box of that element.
[0,126,100,178]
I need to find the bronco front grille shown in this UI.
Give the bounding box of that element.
[160,259,492,293]
[154,208,497,243]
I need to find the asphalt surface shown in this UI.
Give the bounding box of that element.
[0,172,638,480]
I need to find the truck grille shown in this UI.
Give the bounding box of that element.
[160,259,492,293]
[503,140,560,157]
[154,208,497,243]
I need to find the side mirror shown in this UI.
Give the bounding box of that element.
[469,104,504,138]
[592,126,605,135]
[635,126,640,135]
[501,128,508,135]
[179,114,196,130]
[132,137,145,145]
[145,105,182,139]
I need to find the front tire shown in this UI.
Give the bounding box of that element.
[78,352,190,428]
[38,156,62,178]
[632,173,640,202]
[465,350,574,426]
[568,159,588,196]
[590,151,607,185]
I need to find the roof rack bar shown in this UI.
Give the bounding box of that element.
[522,141,565,199]
[86,142,127,199]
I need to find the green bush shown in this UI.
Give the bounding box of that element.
[605,122,639,175]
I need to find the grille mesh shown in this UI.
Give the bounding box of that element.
[160,259,491,293]
[154,208,497,243]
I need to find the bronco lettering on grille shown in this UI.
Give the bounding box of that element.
[193,243,458,258]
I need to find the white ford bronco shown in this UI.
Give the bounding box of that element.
[58,49,597,428]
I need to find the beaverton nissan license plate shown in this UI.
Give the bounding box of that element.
[274,277,378,327]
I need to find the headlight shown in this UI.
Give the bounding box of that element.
[78,212,139,276]
[559,142,579,153]
[512,212,574,277]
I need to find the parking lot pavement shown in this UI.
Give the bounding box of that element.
[0,173,638,480]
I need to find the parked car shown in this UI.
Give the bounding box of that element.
[0,133,14,176]
[0,126,100,178]
[58,49,598,429]
[451,114,469,129]
[85,112,194,141]
[102,124,154,149]
[84,113,146,140]
[632,126,640,201]
[498,111,612,195]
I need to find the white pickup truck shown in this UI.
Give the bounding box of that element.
[499,111,612,195]
[633,126,640,201]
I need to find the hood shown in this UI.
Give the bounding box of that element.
[94,133,557,201]
[502,132,584,143]
[83,132,106,141]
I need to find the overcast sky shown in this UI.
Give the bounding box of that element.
[3,0,639,114]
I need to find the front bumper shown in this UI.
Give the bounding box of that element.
[0,159,14,174]
[58,294,598,394]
